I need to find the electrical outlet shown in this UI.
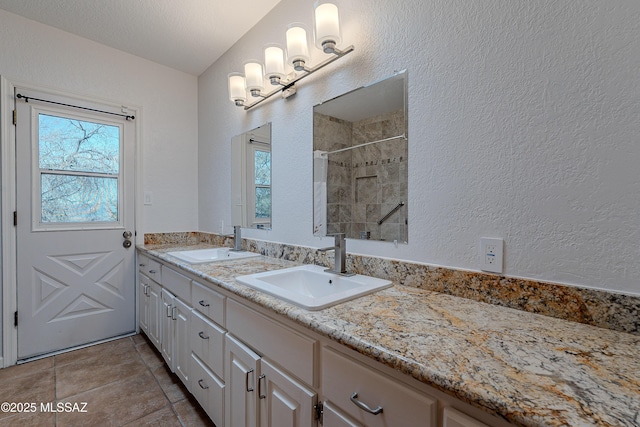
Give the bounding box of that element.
[480,237,503,273]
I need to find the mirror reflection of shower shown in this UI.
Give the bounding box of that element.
[313,71,408,243]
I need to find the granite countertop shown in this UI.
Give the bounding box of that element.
[139,243,640,427]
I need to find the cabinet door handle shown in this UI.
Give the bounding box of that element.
[198,379,209,390]
[245,368,255,392]
[144,284,149,297]
[171,306,177,320]
[350,392,383,415]
[199,300,210,307]
[198,331,209,340]
[258,374,266,399]
[166,304,172,317]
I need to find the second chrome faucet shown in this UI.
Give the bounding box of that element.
[318,233,354,276]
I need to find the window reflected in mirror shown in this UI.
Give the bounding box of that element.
[313,71,407,243]
[231,123,272,229]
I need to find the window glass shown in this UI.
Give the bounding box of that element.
[38,113,121,224]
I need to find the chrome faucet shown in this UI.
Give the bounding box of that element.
[230,225,243,252]
[318,233,354,276]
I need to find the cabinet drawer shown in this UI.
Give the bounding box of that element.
[443,407,490,427]
[192,280,225,326]
[227,299,316,386]
[322,347,437,427]
[323,401,364,427]
[138,253,161,283]
[191,353,225,427]
[161,265,191,302]
[191,310,226,379]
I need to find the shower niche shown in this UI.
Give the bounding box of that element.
[313,71,408,243]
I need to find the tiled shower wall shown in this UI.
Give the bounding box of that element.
[315,110,408,241]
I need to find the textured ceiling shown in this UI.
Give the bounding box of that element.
[0,0,281,76]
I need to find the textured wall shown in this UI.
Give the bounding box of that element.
[198,0,640,295]
[0,9,200,235]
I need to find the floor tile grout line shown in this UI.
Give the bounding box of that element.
[133,334,188,427]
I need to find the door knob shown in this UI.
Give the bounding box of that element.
[123,240,132,248]
[123,231,132,239]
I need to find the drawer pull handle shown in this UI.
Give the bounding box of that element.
[198,331,209,340]
[198,379,209,390]
[258,374,266,399]
[246,368,254,392]
[199,300,210,307]
[350,392,383,415]
[139,263,146,267]
[149,270,157,274]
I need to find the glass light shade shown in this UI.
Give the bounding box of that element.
[244,61,264,93]
[264,45,285,81]
[286,24,310,67]
[314,3,341,50]
[228,73,246,103]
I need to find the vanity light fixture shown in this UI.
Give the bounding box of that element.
[228,1,354,111]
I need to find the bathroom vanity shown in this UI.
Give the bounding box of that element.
[137,242,639,427]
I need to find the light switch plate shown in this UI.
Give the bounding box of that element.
[479,237,503,274]
[144,191,153,205]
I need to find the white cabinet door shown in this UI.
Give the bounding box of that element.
[225,334,260,427]
[259,358,317,427]
[147,279,163,350]
[174,297,192,388]
[138,275,150,334]
[161,289,175,369]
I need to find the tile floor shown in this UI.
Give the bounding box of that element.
[0,334,215,426]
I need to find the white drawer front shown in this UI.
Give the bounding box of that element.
[191,353,225,427]
[138,253,162,283]
[161,265,191,302]
[322,347,437,427]
[323,401,364,427]
[191,310,226,379]
[443,407,491,427]
[227,299,316,387]
[192,280,225,326]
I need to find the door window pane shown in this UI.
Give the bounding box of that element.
[38,113,121,224]
[41,174,118,223]
[39,114,120,174]
[254,150,271,185]
[255,187,271,219]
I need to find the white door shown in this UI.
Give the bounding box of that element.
[15,88,136,359]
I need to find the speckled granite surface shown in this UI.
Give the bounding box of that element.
[140,238,640,427]
[144,232,640,336]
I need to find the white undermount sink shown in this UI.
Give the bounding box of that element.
[235,264,392,310]
[167,248,260,264]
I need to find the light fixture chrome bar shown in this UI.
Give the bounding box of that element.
[321,134,406,156]
[377,201,405,225]
[243,45,355,111]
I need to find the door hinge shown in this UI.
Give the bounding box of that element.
[314,402,324,424]
[14,311,18,327]
[12,109,17,126]
[13,211,17,226]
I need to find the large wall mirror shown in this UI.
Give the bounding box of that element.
[231,123,272,229]
[313,71,408,243]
